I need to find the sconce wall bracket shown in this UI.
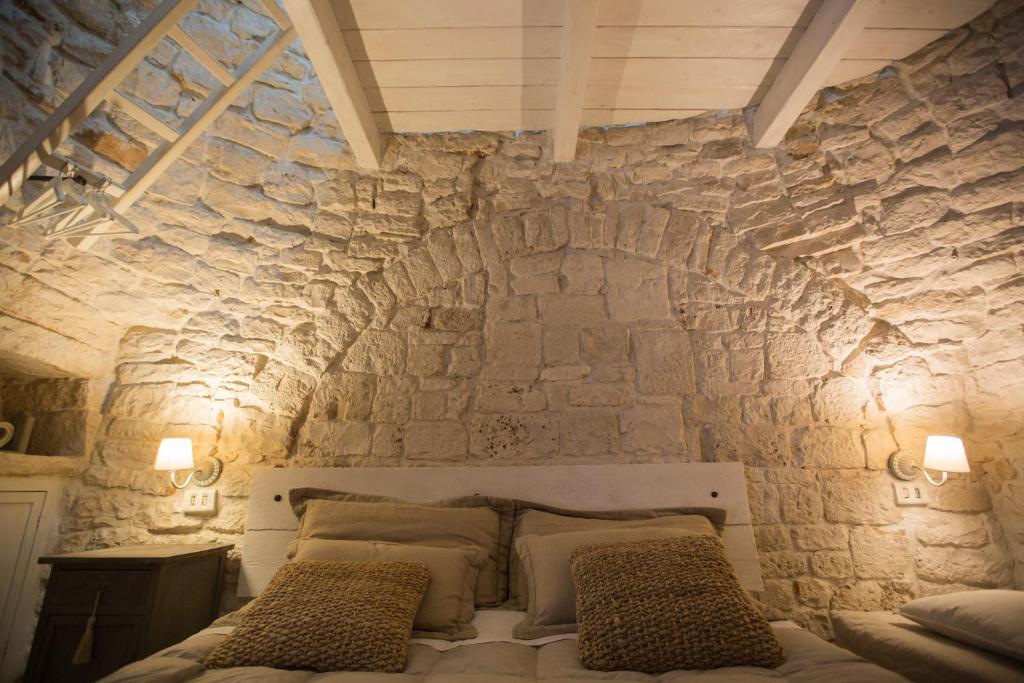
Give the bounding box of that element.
[888,452,918,481]
[169,456,223,489]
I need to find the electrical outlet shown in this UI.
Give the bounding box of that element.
[181,487,218,515]
[892,481,929,506]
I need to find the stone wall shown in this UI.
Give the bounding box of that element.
[1,0,1022,638]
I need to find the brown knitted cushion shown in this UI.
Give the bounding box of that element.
[204,560,428,673]
[572,536,785,673]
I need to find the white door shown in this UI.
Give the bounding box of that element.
[0,492,45,668]
[0,480,60,683]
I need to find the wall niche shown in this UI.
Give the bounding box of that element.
[0,377,99,458]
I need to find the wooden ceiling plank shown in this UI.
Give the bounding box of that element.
[333,0,991,31]
[751,0,880,148]
[376,109,554,133]
[355,59,561,88]
[283,0,382,169]
[595,0,811,28]
[582,109,705,126]
[829,58,892,84]
[365,84,768,113]
[374,108,709,134]
[553,0,599,162]
[868,0,994,29]
[589,58,781,87]
[345,27,562,61]
[593,26,797,59]
[585,85,766,110]
[337,0,563,30]
[849,28,946,59]
[366,85,558,112]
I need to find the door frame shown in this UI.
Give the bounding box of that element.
[0,478,63,683]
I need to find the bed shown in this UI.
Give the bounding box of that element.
[833,610,1024,683]
[99,464,911,683]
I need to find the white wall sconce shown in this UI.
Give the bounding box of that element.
[153,437,223,489]
[889,435,970,486]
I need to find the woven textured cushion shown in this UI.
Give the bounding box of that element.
[513,522,716,639]
[289,538,485,640]
[290,488,513,606]
[508,505,725,608]
[572,536,785,673]
[204,560,428,673]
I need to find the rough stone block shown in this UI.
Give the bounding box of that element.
[561,410,619,455]
[810,550,854,578]
[792,525,849,550]
[636,331,695,395]
[822,471,900,524]
[605,258,671,321]
[543,328,580,365]
[405,421,467,460]
[469,413,558,458]
[917,511,990,547]
[850,527,911,578]
[766,333,829,379]
[342,330,405,375]
[619,405,683,453]
[779,483,824,524]
[792,427,866,468]
[914,544,1013,587]
[538,295,605,325]
[486,322,542,366]
[561,251,604,294]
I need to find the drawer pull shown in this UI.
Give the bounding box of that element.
[72,583,106,665]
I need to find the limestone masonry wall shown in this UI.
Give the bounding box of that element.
[1,0,1023,636]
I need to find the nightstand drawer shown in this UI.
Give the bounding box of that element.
[31,615,143,683]
[47,569,153,616]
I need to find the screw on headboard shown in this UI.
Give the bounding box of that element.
[710,491,719,498]
[274,494,282,502]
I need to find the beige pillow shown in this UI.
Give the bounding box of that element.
[573,536,784,673]
[900,590,1024,662]
[513,522,716,638]
[290,488,514,606]
[289,538,485,640]
[509,508,720,609]
[204,560,428,673]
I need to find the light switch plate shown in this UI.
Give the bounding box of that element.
[181,487,218,515]
[892,481,929,506]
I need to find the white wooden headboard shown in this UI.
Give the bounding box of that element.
[238,463,764,597]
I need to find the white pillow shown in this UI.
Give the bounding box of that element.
[900,590,1024,662]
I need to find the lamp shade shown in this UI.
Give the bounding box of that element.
[923,435,970,473]
[154,438,194,471]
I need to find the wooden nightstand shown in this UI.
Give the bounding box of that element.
[25,543,233,683]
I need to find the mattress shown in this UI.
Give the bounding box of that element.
[100,618,909,682]
[832,610,1024,683]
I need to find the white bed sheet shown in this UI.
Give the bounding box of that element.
[410,610,577,651]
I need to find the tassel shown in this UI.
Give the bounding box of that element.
[72,585,105,665]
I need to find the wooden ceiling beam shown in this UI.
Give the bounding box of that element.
[282,0,383,169]
[552,0,599,162]
[751,0,880,148]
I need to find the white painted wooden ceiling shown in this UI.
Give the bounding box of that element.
[332,0,994,134]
